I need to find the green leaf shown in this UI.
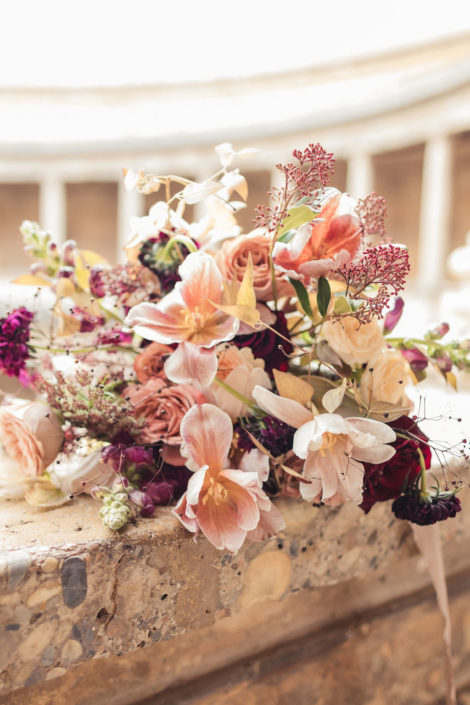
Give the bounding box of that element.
[277,205,315,239]
[333,295,352,314]
[316,277,331,317]
[277,229,296,244]
[288,277,313,319]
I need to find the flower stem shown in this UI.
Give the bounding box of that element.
[213,376,257,411]
[417,446,427,495]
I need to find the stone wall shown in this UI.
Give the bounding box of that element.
[1,488,470,704]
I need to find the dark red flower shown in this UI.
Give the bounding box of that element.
[360,416,431,513]
[232,309,292,375]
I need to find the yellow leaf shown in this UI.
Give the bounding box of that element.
[12,274,50,287]
[74,250,108,292]
[273,370,314,406]
[80,249,109,267]
[236,253,257,309]
[25,480,70,508]
[280,464,312,484]
[215,303,261,328]
[446,371,457,391]
[56,278,75,298]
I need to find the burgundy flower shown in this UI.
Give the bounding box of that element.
[232,309,292,375]
[101,443,154,472]
[360,416,431,513]
[130,465,191,516]
[0,307,34,381]
[392,492,461,525]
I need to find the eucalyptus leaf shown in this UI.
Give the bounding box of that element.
[316,277,331,317]
[289,278,313,319]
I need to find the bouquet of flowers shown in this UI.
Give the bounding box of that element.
[1,142,469,554]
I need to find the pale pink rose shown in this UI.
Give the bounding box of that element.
[360,349,412,407]
[125,252,239,386]
[319,316,384,367]
[173,404,284,553]
[126,377,206,446]
[252,386,396,507]
[204,345,271,419]
[0,401,63,477]
[133,342,174,383]
[215,231,293,301]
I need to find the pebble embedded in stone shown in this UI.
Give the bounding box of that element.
[61,557,87,608]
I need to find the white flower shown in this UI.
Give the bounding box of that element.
[252,386,396,506]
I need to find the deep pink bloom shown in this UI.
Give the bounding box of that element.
[0,307,34,380]
[401,347,428,372]
[383,297,404,334]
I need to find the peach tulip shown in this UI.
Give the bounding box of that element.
[173,404,284,553]
[273,190,362,282]
[126,252,239,386]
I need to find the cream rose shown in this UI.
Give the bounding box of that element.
[319,317,384,366]
[215,231,293,302]
[360,349,412,407]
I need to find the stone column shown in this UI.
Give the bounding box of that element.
[39,176,66,243]
[117,181,144,262]
[346,152,373,198]
[417,135,452,293]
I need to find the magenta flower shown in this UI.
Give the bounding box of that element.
[383,297,404,334]
[0,307,34,382]
[401,347,428,372]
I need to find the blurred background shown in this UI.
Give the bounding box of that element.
[1,0,470,333]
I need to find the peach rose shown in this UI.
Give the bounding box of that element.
[126,378,206,446]
[215,231,293,301]
[360,349,412,407]
[0,401,63,477]
[319,316,384,367]
[134,342,174,383]
[205,345,271,419]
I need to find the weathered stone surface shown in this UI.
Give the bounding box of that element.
[1,487,470,701]
[3,546,470,705]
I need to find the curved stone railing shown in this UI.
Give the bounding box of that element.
[1,490,470,705]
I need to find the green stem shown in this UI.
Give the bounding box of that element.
[213,376,257,411]
[417,447,427,495]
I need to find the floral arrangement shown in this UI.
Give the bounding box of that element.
[1,142,469,554]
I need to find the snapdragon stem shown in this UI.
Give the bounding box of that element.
[213,376,257,411]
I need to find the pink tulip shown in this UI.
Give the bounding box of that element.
[173,404,284,553]
[126,252,239,386]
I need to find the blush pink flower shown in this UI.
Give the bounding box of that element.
[125,252,239,386]
[133,342,174,383]
[273,190,362,282]
[252,386,396,506]
[126,378,207,461]
[215,231,293,301]
[205,345,271,419]
[0,401,63,477]
[173,404,284,553]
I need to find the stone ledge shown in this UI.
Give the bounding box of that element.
[1,490,469,696]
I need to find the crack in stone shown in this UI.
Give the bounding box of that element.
[103,555,124,631]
